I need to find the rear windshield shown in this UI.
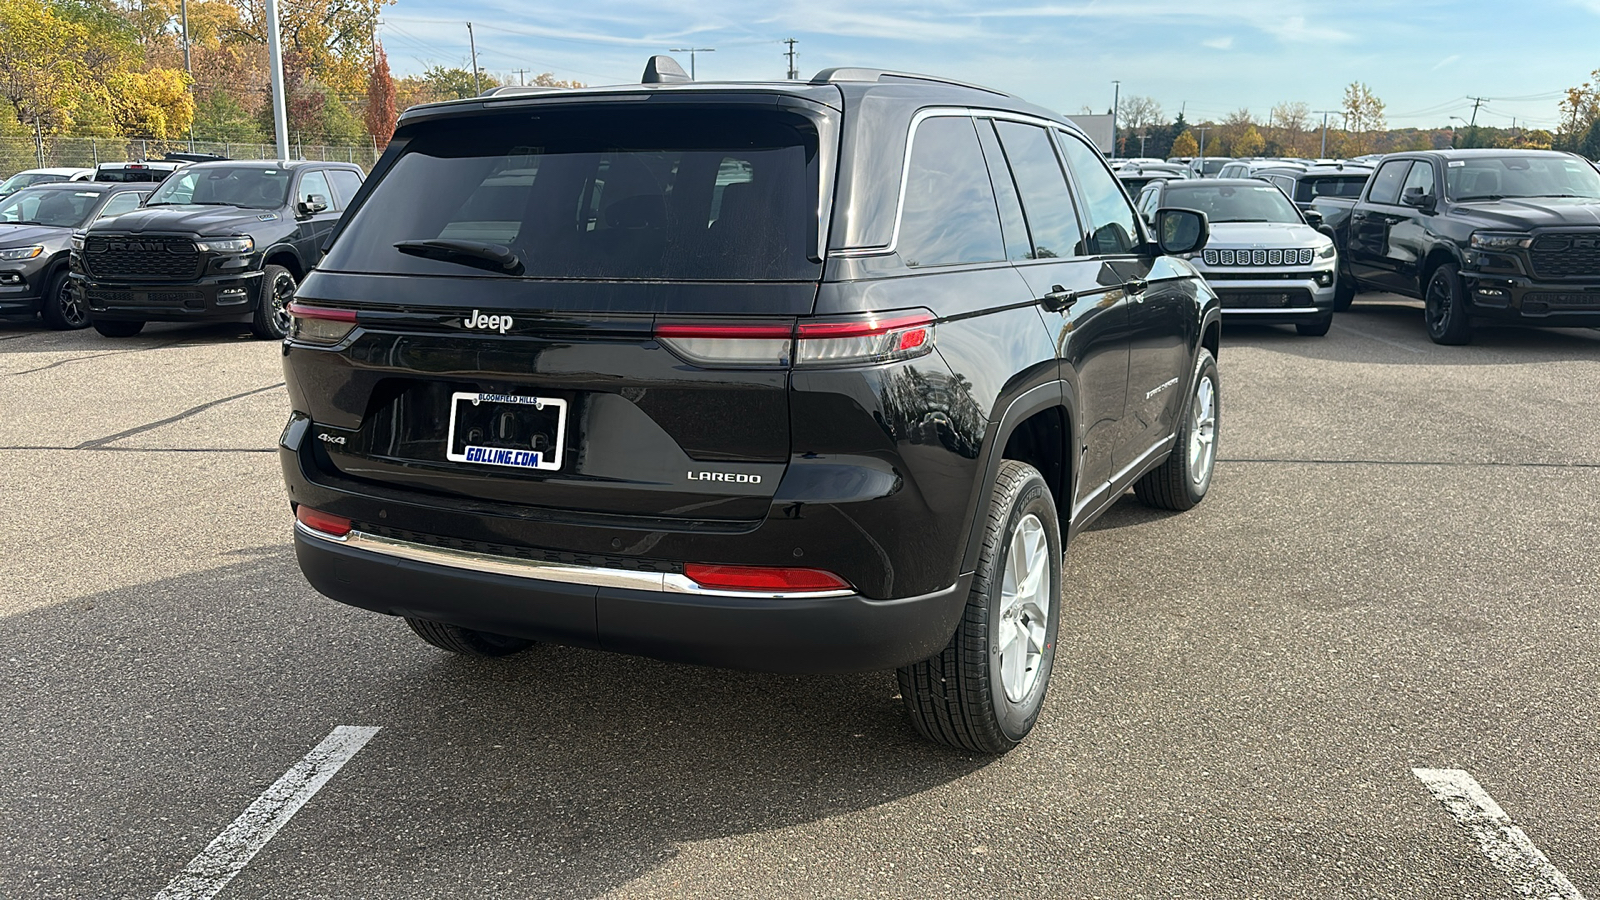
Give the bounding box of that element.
[322,106,823,282]
[95,168,173,183]
[1297,176,1368,202]
[1162,183,1302,224]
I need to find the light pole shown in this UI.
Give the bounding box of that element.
[1195,125,1210,172]
[1450,115,1469,149]
[467,23,481,95]
[265,0,289,160]
[669,48,715,79]
[1110,80,1120,158]
[1313,109,1339,158]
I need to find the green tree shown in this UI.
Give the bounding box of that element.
[1233,124,1265,157]
[194,89,264,141]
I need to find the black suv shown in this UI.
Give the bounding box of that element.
[281,59,1220,752]
[0,182,151,329]
[1344,149,1600,343]
[72,159,364,339]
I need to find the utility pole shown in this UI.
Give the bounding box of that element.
[265,0,289,160]
[517,68,526,86]
[181,0,193,151]
[467,23,481,94]
[669,48,714,79]
[33,116,44,167]
[1139,133,1147,156]
[784,38,798,80]
[1110,80,1120,158]
[1468,96,1488,128]
[1313,109,1338,157]
[1195,125,1210,168]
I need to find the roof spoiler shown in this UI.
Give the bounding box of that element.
[642,55,691,84]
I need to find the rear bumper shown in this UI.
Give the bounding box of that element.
[74,269,262,323]
[294,522,970,674]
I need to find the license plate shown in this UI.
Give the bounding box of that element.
[446,392,567,471]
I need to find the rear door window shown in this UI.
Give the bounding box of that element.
[993,121,1086,259]
[327,169,363,210]
[322,106,824,282]
[896,116,1005,267]
[1366,160,1411,205]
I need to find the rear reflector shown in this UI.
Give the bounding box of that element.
[683,563,851,593]
[296,506,353,537]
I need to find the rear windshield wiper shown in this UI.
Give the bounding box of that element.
[394,239,524,275]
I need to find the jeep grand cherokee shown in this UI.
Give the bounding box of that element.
[280,57,1221,752]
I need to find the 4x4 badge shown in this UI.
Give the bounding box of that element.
[463,310,513,334]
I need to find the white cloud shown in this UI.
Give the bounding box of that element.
[1431,54,1461,71]
[1202,36,1234,50]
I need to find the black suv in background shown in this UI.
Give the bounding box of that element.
[1254,164,1372,309]
[281,58,1219,752]
[1344,149,1600,343]
[0,182,150,329]
[72,159,363,339]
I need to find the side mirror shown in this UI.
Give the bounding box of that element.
[1400,186,1434,211]
[297,194,330,217]
[1302,209,1325,228]
[1154,208,1209,256]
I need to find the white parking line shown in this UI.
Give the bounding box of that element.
[1412,767,1586,900]
[1332,322,1428,353]
[153,726,381,900]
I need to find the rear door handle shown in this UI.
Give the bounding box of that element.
[1040,285,1077,312]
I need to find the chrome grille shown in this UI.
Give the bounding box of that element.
[83,236,202,281]
[1203,248,1314,267]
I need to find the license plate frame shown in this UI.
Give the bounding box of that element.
[445,391,568,472]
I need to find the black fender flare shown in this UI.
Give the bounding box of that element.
[260,243,307,279]
[957,379,1074,575]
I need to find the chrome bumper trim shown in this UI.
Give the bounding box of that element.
[294,520,856,599]
[1222,307,1324,315]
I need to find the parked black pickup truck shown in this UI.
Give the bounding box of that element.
[1342,149,1600,344]
[72,159,364,339]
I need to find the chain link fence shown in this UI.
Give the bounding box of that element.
[2,136,382,175]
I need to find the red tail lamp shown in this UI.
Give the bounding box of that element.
[684,563,851,593]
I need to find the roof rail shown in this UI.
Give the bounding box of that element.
[479,85,565,98]
[809,67,1009,98]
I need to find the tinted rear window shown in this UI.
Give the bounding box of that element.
[323,106,823,282]
[1297,176,1368,202]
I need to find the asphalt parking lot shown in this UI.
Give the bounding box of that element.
[2,295,1597,899]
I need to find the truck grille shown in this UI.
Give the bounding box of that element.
[1529,232,1600,280]
[83,236,202,281]
[1522,291,1600,310]
[1204,248,1315,267]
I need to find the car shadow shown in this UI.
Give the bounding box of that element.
[1078,491,1182,532]
[2,552,991,899]
[0,320,265,354]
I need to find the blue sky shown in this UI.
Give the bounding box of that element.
[377,0,1597,131]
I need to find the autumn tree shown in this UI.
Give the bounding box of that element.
[1233,124,1265,157]
[1269,101,1311,156]
[1557,72,1600,151]
[1342,82,1386,154]
[105,67,194,138]
[364,42,395,147]
[1170,129,1199,157]
[1217,108,1254,156]
[1117,95,1163,154]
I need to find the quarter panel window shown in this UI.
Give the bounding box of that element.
[1054,131,1141,255]
[1367,160,1412,205]
[897,116,1005,268]
[328,169,364,210]
[994,121,1085,260]
[974,120,1033,262]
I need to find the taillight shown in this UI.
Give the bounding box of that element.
[653,311,936,370]
[795,312,935,368]
[683,563,852,593]
[295,505,353,537]
[287,302,358,345]
[655,322,793,368]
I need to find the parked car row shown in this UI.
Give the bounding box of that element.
[0,157,362,336]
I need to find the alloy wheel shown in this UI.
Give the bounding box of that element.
[1188,375,1217,486]
[997,513,1051,703]
[270,272,296,335]
[1425,273,1451,335]
[58,281,87,328]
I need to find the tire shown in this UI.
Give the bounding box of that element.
[1134,349,1219,511]
[40,269,89,330]
[1332,276,1356,312]
[1296,314,1332,337]
[251,264,296,340]
[898,460,1061,754]
[404,617,534,657]
[92,319,144,338]
[1424,262,1473,345]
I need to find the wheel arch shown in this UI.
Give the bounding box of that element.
[1419,244,1464,296]
[262,246,305,280]
[959,382,1075,574]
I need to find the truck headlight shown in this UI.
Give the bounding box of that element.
[70,233,86,251]
[0,245,44,261]
[1468,232,1532,251]
[194,236,254,254]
